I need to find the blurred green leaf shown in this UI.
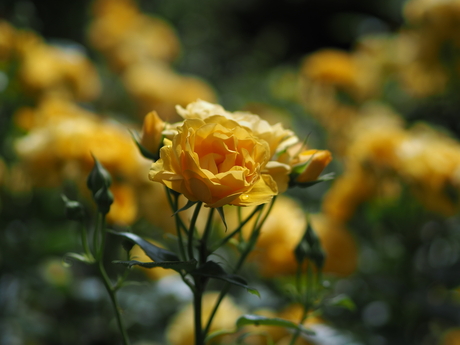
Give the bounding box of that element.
[62,252,95,266]
[327,294,356,311]
[236,315,315,335]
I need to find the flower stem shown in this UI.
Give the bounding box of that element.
[200,207,215,265]
[203,197,277,340]
[188,202,202,261]
[289,262,314,345]
[80,222,94,261]
[193,278,204,345]
[165,188,187,260]
[95,213,130,345]
[210,204,264,251]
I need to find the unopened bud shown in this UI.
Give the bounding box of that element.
[140,111,164,159]
[295,150,332,183]
[87,155,112,196]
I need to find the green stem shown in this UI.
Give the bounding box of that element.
[80,222,94,261]
[98,259,131,345]
[210,205,264,251]
[188,202,202,261]
[193,278,204,345]
[93,213,101,256]
[289,262,313,345]
[200,207,215,265]
[203,197,277,339]
[97,215,106,261]
[96,213,130,345]
[165,189,187,260]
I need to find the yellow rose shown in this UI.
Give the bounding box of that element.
[149,115,278,208]
[174,100,297,193]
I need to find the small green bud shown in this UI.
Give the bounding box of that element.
[294,222,326,270]
[94,184,114,215]
[62,195,85,221]
[87,155,112,196]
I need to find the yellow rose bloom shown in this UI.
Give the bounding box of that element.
[174,100,296,192]
[149,115,278,208]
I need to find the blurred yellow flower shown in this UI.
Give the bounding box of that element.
[300,49,357,88]
[241,196,357,278]
[13,98,150,225]
[18,37,101,101]
[89,0,180,70]
[0,20,16,61]
[122,63,216,121]
[167,292,243,345]
[107,183,138,225]
[441,328,460,345]
[149,115,278,208]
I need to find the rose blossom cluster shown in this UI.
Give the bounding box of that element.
[143,100,332,208]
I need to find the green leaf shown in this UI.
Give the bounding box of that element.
[205,314,313,344]
[109,231,179,262]
[205,329,236,343]
[129,130,159,161]
[327,294,356,311]
[62,252,95,266]
[114,259,197,272]
[193,261,259,295]
[236,315,315,335]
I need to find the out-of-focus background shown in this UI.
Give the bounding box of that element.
[2,0,460,344]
